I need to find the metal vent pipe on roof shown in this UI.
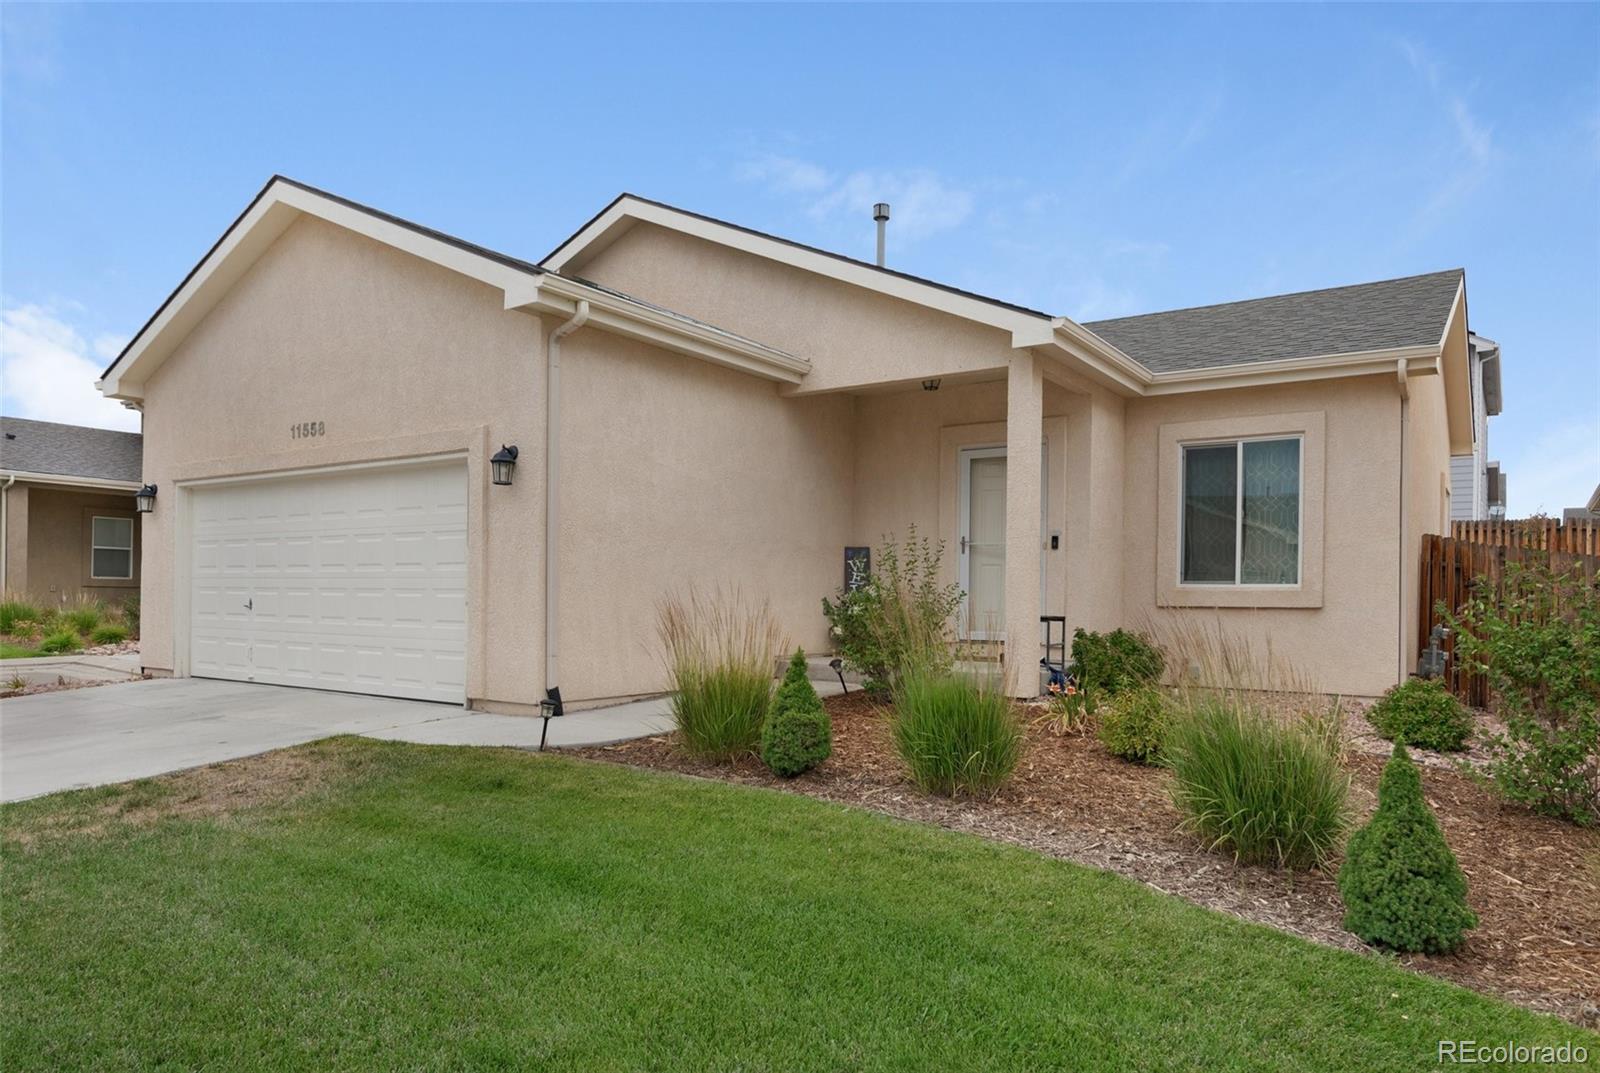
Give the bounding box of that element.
[873,203,890,267]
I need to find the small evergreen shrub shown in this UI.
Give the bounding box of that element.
[1339,742,1478,953]
[89,624,130,646]
[1447,560,1599,826]
[1097,685,1167,764]
[761,649,832,777]
[893,668,1023,796]
[1166,694,1351,869]
[1071,628,1164,697]
[1368,678,1472,752]
[0,599,45,634]
[37,629,82,655]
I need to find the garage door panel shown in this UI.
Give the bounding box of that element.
[189,461,467,704]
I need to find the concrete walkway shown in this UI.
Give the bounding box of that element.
[4,651,144,687]
[0,677,718,803]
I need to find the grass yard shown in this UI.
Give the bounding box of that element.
[0,643,42,659]
[2,739,1590,1072]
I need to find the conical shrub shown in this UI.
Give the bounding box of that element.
[1338,742,1478,953]
[761,649,832,777]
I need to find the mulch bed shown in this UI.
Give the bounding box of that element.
[570,692,1600,1027]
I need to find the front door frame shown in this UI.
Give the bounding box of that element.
[956,440,1049,642]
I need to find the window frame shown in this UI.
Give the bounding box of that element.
[89,515,135,581]
[1178,433,1304,589]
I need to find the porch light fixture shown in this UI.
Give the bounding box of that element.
[134,484,158,513]
[490,445,519,486]
[921,378,942,391]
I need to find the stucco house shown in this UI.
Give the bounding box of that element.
[1,417,144,606]
[96,176,1482,708]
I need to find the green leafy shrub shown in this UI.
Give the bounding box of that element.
[822,527,963,696]
[0,598,45,634]
[1166,693,1351,869]
[60,601,104,636]
[89,624,130,646]
[658,588,782,760]
[1071,628,1164,697]
[1097,685,1167,763]
[761,649,832,777]
[893,668,1022,796]
[1339,743,1478,953]
[1368,677,1473,752]
[1447,559,1600,826]
[36,629,82,655]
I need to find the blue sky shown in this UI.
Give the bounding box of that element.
[2,2,1596,514]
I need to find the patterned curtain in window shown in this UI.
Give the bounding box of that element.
[1183,445,1236,582]
[1241,439,1300,584]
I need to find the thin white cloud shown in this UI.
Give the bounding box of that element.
[1500,417,1600,518]
[737,155,974,243]
[0,303,139,431]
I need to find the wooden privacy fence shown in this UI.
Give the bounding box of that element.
[1451,519,1600,556]
[1418,533,1600,707]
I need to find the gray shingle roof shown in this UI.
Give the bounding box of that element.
[1082,269,1464,374]
[0,417,143,483]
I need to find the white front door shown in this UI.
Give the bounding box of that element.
[959,447,1008,639]
[187,460,468,704]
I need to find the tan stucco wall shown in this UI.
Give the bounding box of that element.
[3,483,140,604]
[557,330,856,700]
[1403,371,1453,674]
[575,222,1021,394]
[139,214,546,708]
[1122,375,1405,696]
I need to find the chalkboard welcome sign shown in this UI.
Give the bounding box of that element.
[844,547,871,591]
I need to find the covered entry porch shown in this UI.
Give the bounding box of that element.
[834,349,1129,696]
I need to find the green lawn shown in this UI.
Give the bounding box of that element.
[2,739,1589,1072]
[0,643,44,659]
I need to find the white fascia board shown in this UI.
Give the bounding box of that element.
[511,276,810,384]
[1142,344,1440,396]
[99,180,537,403]
[0,470,143,492]
[544,197,1048,337]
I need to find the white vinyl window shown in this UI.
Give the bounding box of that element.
[90,516,134,580]
[1181,437,1301,586]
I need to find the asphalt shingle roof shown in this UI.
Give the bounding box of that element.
[1082,269,1464,374]
[0,417,143,483]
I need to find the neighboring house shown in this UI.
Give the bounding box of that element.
[97,177,1481,705]
[0,417,143,604]
[1448,333,1507,521]
[1562,484,1600,522]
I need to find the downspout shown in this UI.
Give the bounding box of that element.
[545,299,590,701]
[1395,359,1410,683]
[0,474,14,592]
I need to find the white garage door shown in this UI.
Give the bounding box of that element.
[189,461,467,703]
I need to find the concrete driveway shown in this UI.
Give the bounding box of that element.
[0,677,676,803]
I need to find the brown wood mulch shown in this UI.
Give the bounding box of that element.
[569,693,1600,1028]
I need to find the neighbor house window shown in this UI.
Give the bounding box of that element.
[90,516,134,580]
[1181,437,1301,585]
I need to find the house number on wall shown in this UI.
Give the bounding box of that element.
[290,421,326,440]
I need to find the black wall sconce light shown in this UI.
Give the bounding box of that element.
[134,484,158,513]
[490,445,519,486]
[921,378,942,391]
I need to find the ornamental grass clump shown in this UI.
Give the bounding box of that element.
[1166,692,1351,870]
[59,600,104,637]
[1368,677,1473,753]
[0,598,45,634]
[893,665,1022,796]
[761,649,832,777]
[36,629,83,655]
[1339,742,1478,953]
[89,623,130,646]
[658,588,783,760]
